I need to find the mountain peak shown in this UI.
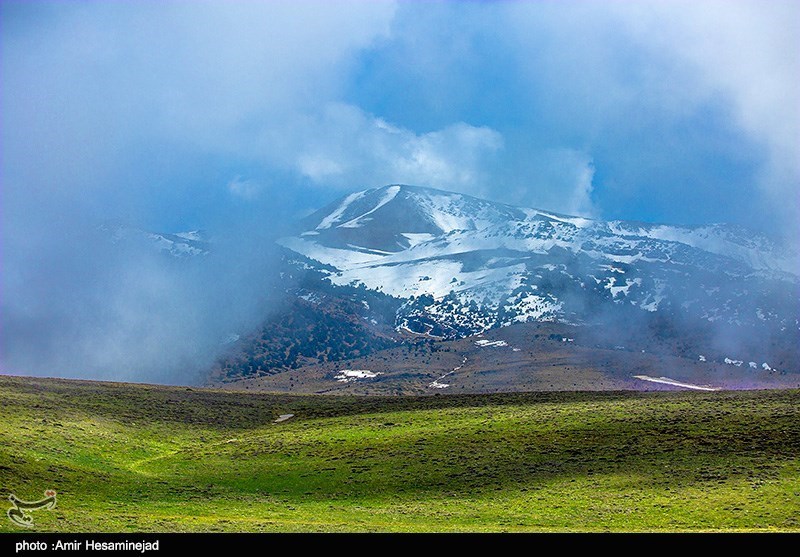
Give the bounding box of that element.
[278,183,797,340]
[98,221,210,258]
[298,184,532,252]
[294,184,796,275]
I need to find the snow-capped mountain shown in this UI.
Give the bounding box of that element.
[279,185,798,338]
[100,222,210,258]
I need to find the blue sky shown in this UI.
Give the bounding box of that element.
[2,0,798,235]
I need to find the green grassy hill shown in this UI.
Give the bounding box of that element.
[0,375,798,532]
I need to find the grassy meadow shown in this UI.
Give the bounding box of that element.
[0,375,798,532]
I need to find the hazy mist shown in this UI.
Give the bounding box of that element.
[2,1,797,383]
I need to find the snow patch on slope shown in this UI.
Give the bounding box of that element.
[633,375,719,391]
[277,236,385,267]
[339,185,400,228]
[402,233,436,247]
[316,191,366,230]
[475,339,508,347]
[334,369,381,382]
[174,230,204,241]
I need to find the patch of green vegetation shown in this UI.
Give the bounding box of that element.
[0,375,798,532]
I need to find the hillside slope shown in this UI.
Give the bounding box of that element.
[280,184,798,337]
[215,185,798,387]
[1,376,798,532]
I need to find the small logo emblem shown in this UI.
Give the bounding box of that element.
[7,490,57,528]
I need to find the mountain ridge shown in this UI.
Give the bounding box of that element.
[292,184,797,276]
[99,184,798,388]
[277,184,798,340]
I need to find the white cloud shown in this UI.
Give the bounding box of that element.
[609,0,800,226]
[506,0,800,225]
[3,2,509,206]
[227,176,263,200]
[289,103,504,194]
[503,148,597,217]
[390,122,505,191]
[2,1,398,199]
[566,156,596,218]
[148,1,398,152]
[297,156,345,182]
[500,0,798,230]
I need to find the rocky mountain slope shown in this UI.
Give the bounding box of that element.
[278,184,798,338]
[212,185,798,390]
